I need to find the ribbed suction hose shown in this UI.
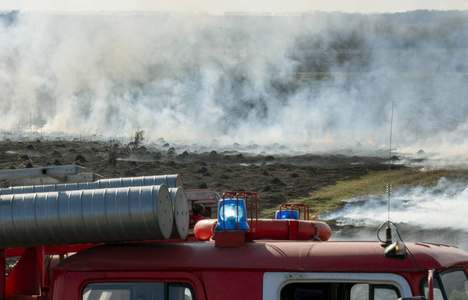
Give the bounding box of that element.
[0,174,183,195]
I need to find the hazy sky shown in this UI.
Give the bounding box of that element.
[3,0,468,14]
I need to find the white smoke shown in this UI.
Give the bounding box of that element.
[324,177,468,250]
[0,10,467,158]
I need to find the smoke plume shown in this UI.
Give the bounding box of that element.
[0,10,467,158]
[324,177,468,250]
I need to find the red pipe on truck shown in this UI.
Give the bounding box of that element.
[194,219,331,241]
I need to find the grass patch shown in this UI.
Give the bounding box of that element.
[260,168,467,218]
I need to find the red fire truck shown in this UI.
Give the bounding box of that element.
[0,168,467,300]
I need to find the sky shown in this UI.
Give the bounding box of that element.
[2,0,468,14]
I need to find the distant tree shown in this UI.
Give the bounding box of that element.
[129,129,145,150]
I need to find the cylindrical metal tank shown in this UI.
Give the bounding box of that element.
[0,174,183,195]
[0,185,173,248]
[168,187,189,240]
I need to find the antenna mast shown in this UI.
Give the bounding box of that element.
[384,101,395,245]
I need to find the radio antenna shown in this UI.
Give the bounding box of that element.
[378,102,408,258]
[383,101,395,246]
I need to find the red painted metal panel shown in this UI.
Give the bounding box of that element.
[0,249,5,300]
[288,220,299,240]
[6,247,42,297]
[53,241,467,274]
[215,231,246,247]
[6,244,101,258]
[202,271,263,300]
[6,296,47,299]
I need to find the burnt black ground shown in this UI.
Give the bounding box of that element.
[0,140,395,217]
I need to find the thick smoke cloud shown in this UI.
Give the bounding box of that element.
[0,10,467,156]
[324,177,468,250]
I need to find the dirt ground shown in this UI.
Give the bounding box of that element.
[0,140,394,217]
